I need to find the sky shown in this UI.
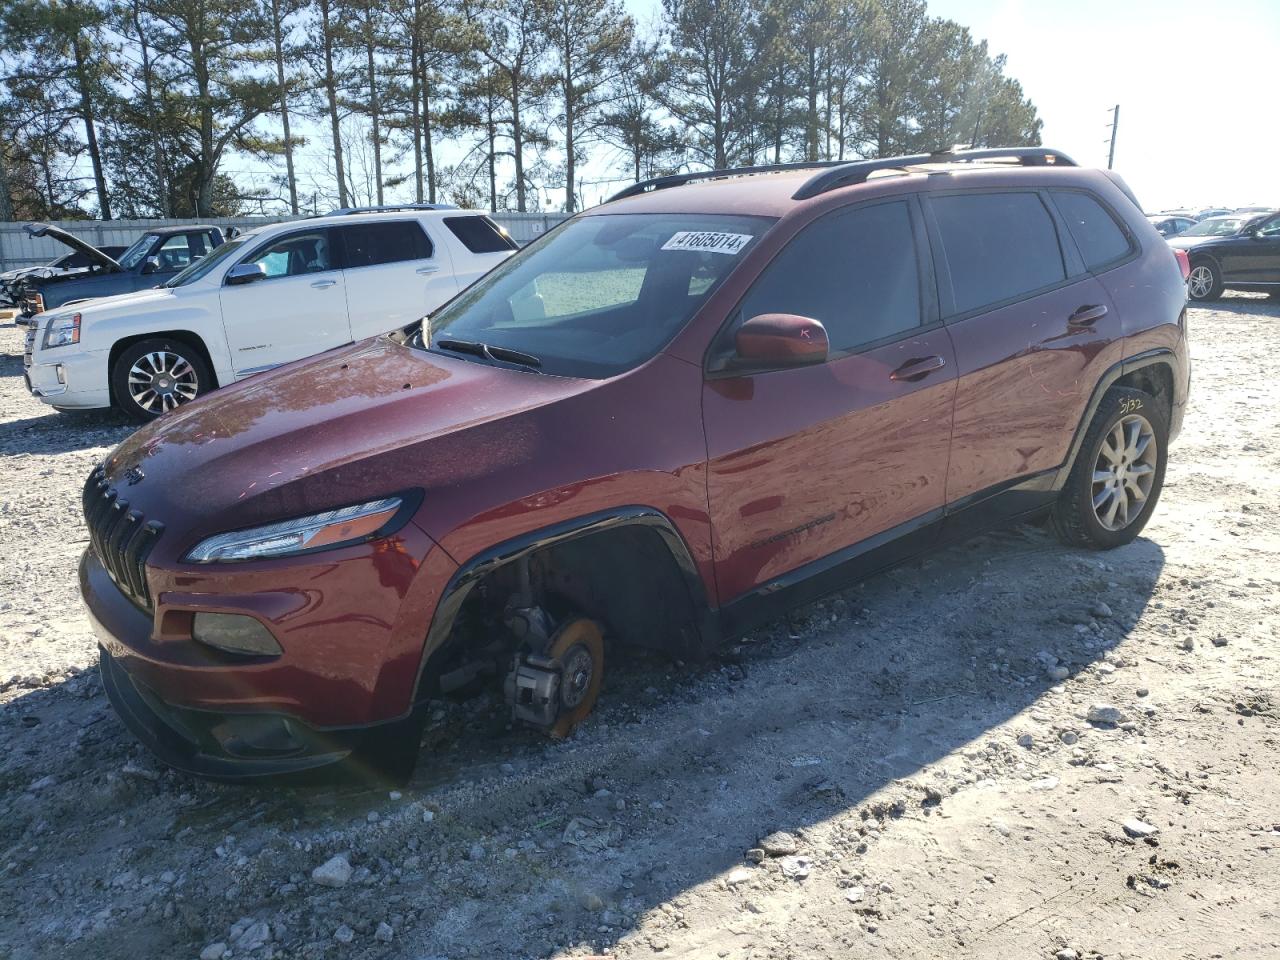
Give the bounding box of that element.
[224,0,1280,215]
[603,0,1280,213]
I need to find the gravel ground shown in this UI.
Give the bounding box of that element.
[1,297,1278,960]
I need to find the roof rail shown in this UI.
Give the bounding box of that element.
[606,161,850,203]
[323,202,458,216]
[791,147,1077,200]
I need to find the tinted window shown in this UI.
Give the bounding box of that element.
[931,192,1066,314]
[242,230,333,279]
[445,215,519,253]
[341,221,433,268]
[737,201,921,352]
[1053,191,1132,270]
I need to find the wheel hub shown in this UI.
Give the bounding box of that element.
[128,351,198,413]
[1091,413,1158,531]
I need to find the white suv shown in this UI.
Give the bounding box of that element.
[22,207,518,421]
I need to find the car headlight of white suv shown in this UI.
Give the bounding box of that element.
[42,312,81,350]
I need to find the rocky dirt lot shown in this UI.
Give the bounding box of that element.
[0,297,1278,960]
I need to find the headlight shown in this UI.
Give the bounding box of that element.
[42,312,81,349]
[184,497,405,562]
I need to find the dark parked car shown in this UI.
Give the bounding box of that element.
[15,223,224,317]
[1168,212,1280,301]
[2,247,127,314]
[81,147,1190,781]
[1147,214,1196,238]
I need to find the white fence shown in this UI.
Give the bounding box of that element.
[0,211,566,271]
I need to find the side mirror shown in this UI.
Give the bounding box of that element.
[226,262,267,285]
[140,256,161,275]
[734,313,829,369]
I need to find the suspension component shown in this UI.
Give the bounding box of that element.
[503,617,604,737]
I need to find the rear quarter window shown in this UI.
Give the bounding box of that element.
[445,216,519,253]
[1052,190,1134,271]
[930,192,1066,315]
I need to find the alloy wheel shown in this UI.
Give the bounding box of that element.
[128,350,199,414]
[1188,265,1214,299]
[1091,413,1158,531]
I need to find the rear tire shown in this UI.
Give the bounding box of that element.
[111,337,211,423]
[1050,387,1168,550]
[1187,260,1223,301]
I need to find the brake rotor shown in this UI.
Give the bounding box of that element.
[545,618,604,739]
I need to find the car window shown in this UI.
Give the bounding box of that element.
[242,230,333,279]
[736,200,922,353]
[1180,217,1247,237]
[930,192,1066,314]
[424,213,772,378]
[154,233,209,271]
[118,233,161,269]
[444,215,520,253]
[1258,217,1280,237]
[167,237,249,287]
[340,221,433,268]
[1052,190,1133,271]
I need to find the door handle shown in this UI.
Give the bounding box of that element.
[889,355,946,382]
[416,264,440,275]
[1068,303,1108,327]
[310,279,336,289]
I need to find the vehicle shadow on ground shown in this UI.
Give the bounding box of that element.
[0,410,133,456]
[1206,293,1280,317]
[0,350,27,378]
[0,523,1165,959]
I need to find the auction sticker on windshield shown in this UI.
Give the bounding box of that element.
[661,231,754,255]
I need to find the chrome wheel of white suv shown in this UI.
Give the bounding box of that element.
[128,350,200,414]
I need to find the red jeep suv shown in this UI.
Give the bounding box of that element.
[81,148,1190,780]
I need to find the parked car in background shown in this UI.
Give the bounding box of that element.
[1233,205,1277,215]
[1192,207,1233,220]
[1147,214,1196,238]
[14,223,225,318]
[77,147,1190,781]
[24,207,518,420]
[1169,212,1280,301]
[2,247,126,313]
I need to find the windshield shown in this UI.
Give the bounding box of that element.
[421,213,773,378]
[164,237,248,287]
[1180,217,1247,237]
[118,233,160,269]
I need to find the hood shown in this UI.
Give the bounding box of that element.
[100,336,596,550]
[23,223,121,272]
[61,286,175,318]
[1167,234,1227,250]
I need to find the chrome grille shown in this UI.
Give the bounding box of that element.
[82,466,163,611]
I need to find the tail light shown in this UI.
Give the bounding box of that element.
[1172,248,1191,281]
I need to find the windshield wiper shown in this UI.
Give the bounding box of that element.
[435,338,543,370]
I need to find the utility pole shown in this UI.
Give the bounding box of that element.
[1106,104,1120,169]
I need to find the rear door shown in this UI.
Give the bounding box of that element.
[925,188,1125,517]
[218,226,351,376]
[337,219,456,340]
[702,198,957,607]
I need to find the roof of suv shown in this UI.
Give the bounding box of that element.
[593,148,1110,219]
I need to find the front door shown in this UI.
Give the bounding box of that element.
[702,198,957,609]
[218,226,351,376]
[1221,214,1280,283]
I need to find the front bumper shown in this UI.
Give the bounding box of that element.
[81,531,452,779]
[24,337,112,409]
[84,552,380,778]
